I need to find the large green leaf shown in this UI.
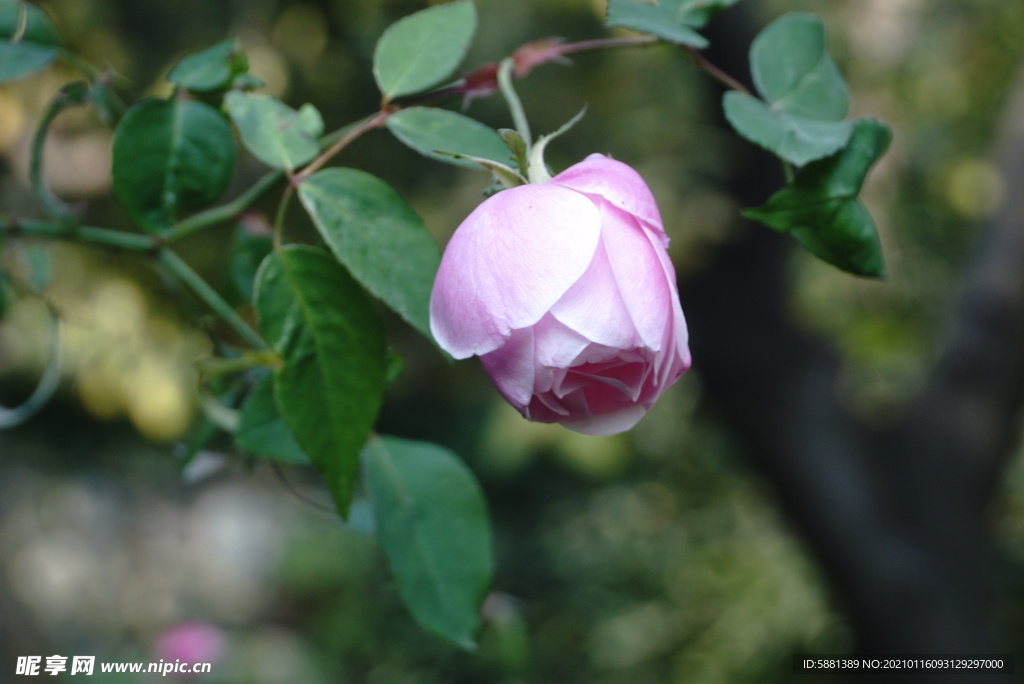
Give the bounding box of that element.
[167,38,249,92]
[298,168,440,340]
[224,91,323,171]
[386,107,512,168]
[362,436,493,649]
[744,118,892,277]
[723,92,853,167]
[605,0,708,48]
[373,0,477,101]
[0,0,59,82]
[235,374,309,465]
[255,246,387,515]
[112,98,236,232]
[750,13,849,121]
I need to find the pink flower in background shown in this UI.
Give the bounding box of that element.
[154,621,225,671]
[430,154,691,435]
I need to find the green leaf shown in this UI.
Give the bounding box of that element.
[665,0,742,28]
[112,98,236,232]
[235,374,310,465]
[224,91,323,171]
[750,13,849,121]
[605,0,708,49]
[744,118,892,277]
[227,226,273,303]
[167,38,248,92]
[723,91,853,167]
[362,436,492,649]
[386,107,512,168]
[373,0,477,101]
[298,168,440,341]
[255,246,387,515]
[0,0,59,82]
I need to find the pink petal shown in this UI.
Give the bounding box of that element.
[596,199,674,351]
[549,231,640,350]
[552,154,664,234]
[479,326,535,409]
[430,184,601,358]
[564,404,648,436]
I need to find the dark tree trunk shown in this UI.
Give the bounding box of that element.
[685,8,1024,683]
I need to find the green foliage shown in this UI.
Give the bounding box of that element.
[362,436,493,650]
[112,98,236,232]
[0,0,899,656]
[671,0,743,29]
[235,374,310,465]
[745,118,892,277]
[224,91,324,171]
[373,0,477,101]
[386,107,512,167]
[723,92,853,167]
[605,0,708,48]
[226,226,273,303]
[166,38,250,92]
[724,13,852,166]
[298,168,440,341]
[255,246,387,516]
[0,0,59,82]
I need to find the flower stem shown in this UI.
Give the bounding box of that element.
[497,58,532,150]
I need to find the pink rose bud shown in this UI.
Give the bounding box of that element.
[430,153,691,435]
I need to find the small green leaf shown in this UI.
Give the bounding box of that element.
[723,91,853,166]
[255,246,387,515]
[224,91,323,171]
[362,436,492,649]
[665,0,742,28]
[605,0,708,49]
[750,13,849,121]
[167,38,248,92]
[744,118,892,277]
[0,0,59,82]
[235,374,310,465]
[499,129,529,174]
[112,98,236,232]
[374,0,477,101]
[386,107,512,168]
[298,168,440,341]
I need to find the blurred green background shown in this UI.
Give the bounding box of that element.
[1,0,1023,681]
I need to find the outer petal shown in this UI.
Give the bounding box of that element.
[479,326,535,409]
[430,184,601,358]
[552,153,664,234]
[564,405,647,436]
[595,199,674,351]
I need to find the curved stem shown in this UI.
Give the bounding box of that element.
[292,111,391,186]
[0,306,62,429]
[168,170,283,243]
[30,82,90,220]
[497,59,532,150]
[682,45,752,95]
